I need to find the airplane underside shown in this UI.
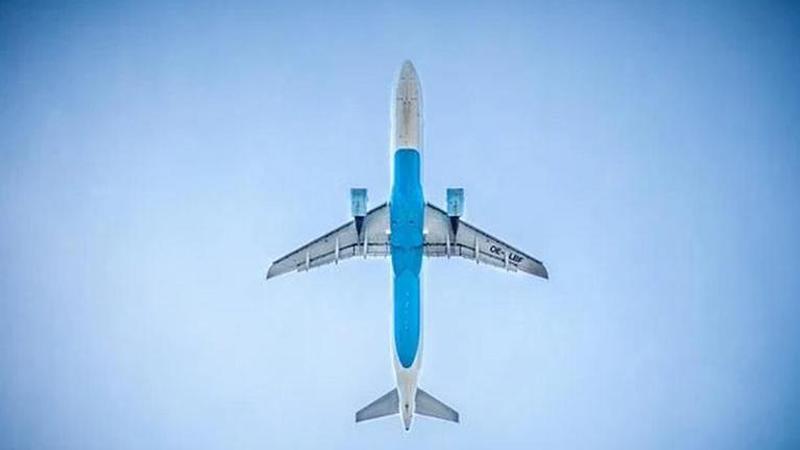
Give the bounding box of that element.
[266,61,548,431]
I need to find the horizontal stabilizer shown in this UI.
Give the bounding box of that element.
[415,388,459,423]
[355,389,398,423]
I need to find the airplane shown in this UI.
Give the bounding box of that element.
[266,60,548,431]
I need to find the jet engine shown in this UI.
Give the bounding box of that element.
[446,188,464,235]
[351,188,368,236]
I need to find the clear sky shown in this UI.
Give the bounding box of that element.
[1,1,799,448]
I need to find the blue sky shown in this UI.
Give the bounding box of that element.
[1,1,799,448]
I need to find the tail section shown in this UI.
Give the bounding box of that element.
[355,389,398,423]
[355,387,459,427]
[415,388,459,423]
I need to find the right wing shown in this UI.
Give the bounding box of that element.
[266,203,390,279]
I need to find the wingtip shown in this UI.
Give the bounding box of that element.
[536,264,549,280]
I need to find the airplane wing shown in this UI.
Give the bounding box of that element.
[266,203,390,279]
[423,203,548,279]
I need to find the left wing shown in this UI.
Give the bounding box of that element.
[424,203,548,279]
[266,203,390,279]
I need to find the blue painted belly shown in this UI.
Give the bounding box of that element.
[390,149,424,368]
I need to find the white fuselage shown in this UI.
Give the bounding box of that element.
[389,60,424,431]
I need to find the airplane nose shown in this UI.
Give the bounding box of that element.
[400,60,417,80]
[397,61,419,94]
[393,60,423,151]
[398,61,420,93]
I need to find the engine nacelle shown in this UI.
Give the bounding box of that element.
[447,188,464,217]
[351,188,368,236]
[446,188,464,235]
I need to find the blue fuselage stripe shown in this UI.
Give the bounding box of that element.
[390,149,424,368]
